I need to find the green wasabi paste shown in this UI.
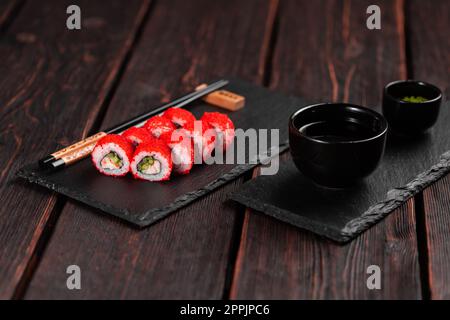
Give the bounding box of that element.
[401,96,429,103]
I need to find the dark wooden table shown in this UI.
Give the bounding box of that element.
[1,0,449,299]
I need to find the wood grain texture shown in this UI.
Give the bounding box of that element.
[422,178,450,299]
[0,0,151,298]
[230,0,422,299]
[24,0,277,299]
[409,0,450,300]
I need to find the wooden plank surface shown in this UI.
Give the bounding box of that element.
[230,0,422,299]
[0,0,151,299]
[24,0,277,299]
[408,0,450,300]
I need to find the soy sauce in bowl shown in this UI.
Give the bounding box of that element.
[299,120,375,143]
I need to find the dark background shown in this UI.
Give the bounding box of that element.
[0,0,449,299]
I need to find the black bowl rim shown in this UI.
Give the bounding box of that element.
[384,79,443,104]
[289,103,388,145]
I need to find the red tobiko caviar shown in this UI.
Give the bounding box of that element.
[144,116,176,139]
[163,107,196,128]
[200,112,235,150]
[122,127,154,146]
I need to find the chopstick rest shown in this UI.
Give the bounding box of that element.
[196,83,245,111]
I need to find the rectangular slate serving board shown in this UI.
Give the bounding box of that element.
[230,101,450,243]
[17,79,303,227]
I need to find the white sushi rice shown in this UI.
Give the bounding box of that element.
[92,142,130,176]
[171,116,187,127]
[150,128,163,138]
[171,143,193,174]
[131,150,171,181]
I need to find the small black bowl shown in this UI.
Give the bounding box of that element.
[289,103,388,188]
[382,80,442,136]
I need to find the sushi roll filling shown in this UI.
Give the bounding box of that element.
[101,152,123,170]
[137,156,161,175]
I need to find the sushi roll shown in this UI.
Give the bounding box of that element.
[163,107,196,128]
[91,134,134,177]
[200,112,235,150]
[144,115,176,139]
[131,140,172,181]
[122,127,153,146]
[161,128,194,175]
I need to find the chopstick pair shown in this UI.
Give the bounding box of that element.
[40,80,229,170]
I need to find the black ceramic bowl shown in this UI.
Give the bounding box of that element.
[383,80,442,136]
[289,103,388,188]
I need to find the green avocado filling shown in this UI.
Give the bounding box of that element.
[138,156,155,172]
[401,96,429,103]
[103,152,123,168]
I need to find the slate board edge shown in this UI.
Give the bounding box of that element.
[16,167,142,227]
[16,143,290,228]
[230,149,450,243]
[230,192,346,242]
[341,149,450,238]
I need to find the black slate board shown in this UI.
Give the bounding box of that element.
[17,79,302,227]
[230,101,450,243]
